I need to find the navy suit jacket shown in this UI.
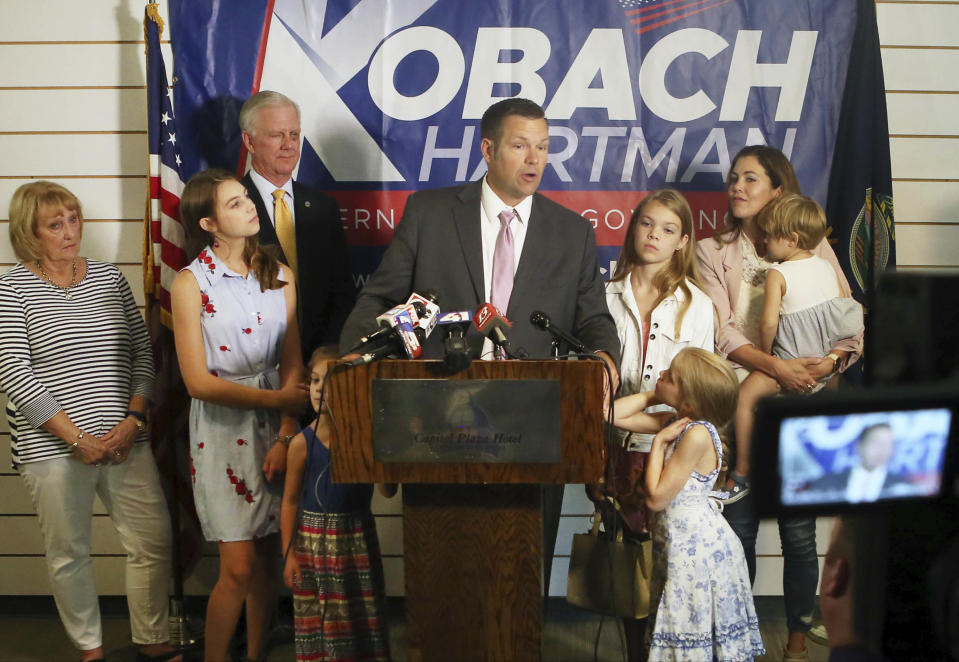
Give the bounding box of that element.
[339,180,620,366]
[242,173,356,359]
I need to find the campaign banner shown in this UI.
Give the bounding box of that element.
[169,0,863,286]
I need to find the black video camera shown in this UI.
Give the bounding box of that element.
[750,383,959,518]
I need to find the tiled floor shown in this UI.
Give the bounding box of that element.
[0,596,827,662]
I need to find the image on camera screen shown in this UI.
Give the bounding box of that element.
[778,408,951,507]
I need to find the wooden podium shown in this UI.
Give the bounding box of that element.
[327,360,605,662]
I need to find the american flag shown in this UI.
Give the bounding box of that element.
[143,3,205,583]
[145,2,186,328]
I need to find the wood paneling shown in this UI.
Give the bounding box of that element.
[894,223,959,266]
[878,4,959,46]
[0,43,173,88]
[892,181,959,223]
[882,49,959,91]
[0,89,147,132]
[0,134,147,177]
[890,137,959,179]
[887,93,959,136]
[0,0,169,42]
[328,360,606,485]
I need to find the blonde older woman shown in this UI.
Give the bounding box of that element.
[0,182,180,662]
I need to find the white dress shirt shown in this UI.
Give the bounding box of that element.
[477,177,533,359]
[248,168,295,227]
[845,464,887,503]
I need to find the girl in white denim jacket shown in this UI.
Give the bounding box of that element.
[602,189,714,661]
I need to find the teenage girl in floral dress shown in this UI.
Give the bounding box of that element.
[172,168,308,662]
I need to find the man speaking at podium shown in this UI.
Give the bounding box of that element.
[339,97,620,594]
[340,97,619,373]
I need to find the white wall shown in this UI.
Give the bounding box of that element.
[0,0,956,599]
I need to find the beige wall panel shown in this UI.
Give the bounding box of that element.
[0,557,129,595]
[374,515,403,556]
[882,49,959,91]
[754,517,837,556]
[0,134,147,177]
[890,137,959,179]
[0,475,108,515]
[382,557,404,597]
[887,93,959,136]
[0,220,143,264]
[118,264,149,307]
[553,515,592,559]
[753,556,826,598]
[892,181,959,223]
[895,223,959,266]
[0,515,127,555]
[182,557,220,595]
[0,177,146,223]
[371,484,403,515]
[0,43,172,88]
[877,5,959,46]
[0,0,169,42]
[561,483,594,516]
[1,437,11,468]
[1,475,38,514]
[0,89,146,132]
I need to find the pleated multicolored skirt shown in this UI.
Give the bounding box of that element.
[293,510,391,661]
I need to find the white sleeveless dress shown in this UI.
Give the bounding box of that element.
[185,248,288,542]
[647,420,765,661]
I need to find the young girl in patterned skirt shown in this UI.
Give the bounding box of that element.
[281,346,394,661]
[614,347,765,661]
[172,169,308,662]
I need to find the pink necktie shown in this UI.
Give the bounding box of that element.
[491,209,516,317]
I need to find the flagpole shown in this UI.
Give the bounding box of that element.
[145,1,200,648]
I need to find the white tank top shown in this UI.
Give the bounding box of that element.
[771,255,841,314]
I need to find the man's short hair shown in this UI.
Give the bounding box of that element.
[480,98,546,144]
[239,90,301,135]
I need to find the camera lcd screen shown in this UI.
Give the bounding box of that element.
[778,408,951,508]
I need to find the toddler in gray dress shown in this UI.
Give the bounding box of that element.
[733,194,864,491]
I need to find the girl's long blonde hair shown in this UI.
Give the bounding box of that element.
[609,189,703,336]
[670,347,739,480]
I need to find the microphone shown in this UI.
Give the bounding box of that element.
[347,288,440,354]
[474,303,514,358]
[529,310,590,354]
[348,303,414,352]
[406,290,441,339]
[348,308,423,365]
[437,310,474,373]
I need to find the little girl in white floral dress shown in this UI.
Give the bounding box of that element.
[614,347,765,661]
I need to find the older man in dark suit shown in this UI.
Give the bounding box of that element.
[240,90,355,359]
[340,97,620,594]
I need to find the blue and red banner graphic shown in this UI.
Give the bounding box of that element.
[168,0,891,292]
